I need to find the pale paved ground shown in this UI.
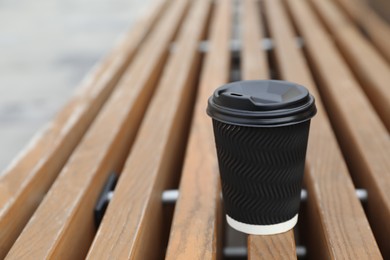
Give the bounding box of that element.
[0,0,152,172]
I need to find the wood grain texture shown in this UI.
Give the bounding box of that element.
[0,0,167,258]
[86,1,211,259]
[242,0,297,259]
[4,0,188,259]
[248,232,296,260]
[286,0,390,257]
[165,1,231,259]
[310,0,390,131]
[334,0,390,62]
[267,0,382,259]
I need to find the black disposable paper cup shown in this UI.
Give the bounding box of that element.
[207,80,316,235]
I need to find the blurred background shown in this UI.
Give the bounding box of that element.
[0,0,152,172]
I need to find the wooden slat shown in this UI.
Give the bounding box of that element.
[310,0,390,131]
[266,0,382,258]
[86,1,211,259]
[334,0,390,62]
[0,0,166,258]
[242,0,297,259]
[165,1,231,259]
[286,0,390,257]
[241,0,268,80]
[5,1,189,259]
[248,232,296,260]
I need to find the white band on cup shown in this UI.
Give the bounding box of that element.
[226,214,298,235]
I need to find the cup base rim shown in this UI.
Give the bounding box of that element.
[226,214,298,235]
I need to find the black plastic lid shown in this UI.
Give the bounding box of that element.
[207,80,317,127]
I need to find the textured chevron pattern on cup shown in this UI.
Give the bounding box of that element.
[212,119,310,225]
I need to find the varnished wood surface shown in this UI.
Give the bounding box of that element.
[286,0,390,257]
[5,0,188,259]
[310,0,390,131]
[86,0,211,259]
[0,0,167,258]
[165,1,231,259]
[242,0,297,259]
[248,232,296,260]
[267,0,382,259]
[335,0,390,62]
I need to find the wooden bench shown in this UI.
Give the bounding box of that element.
[1,0,389,259]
